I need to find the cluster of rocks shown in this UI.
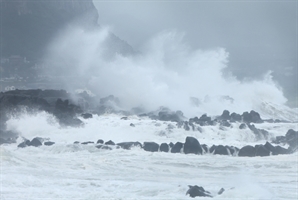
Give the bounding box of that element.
[17,132,297,157]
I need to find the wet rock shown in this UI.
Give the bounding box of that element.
[96,145,112,150]
[255,144,270,157]
[81,113,93,119]
[81,141,94,145]
[143,142,159,152]
[29,137,43,147]
[130,123,135,127]
[117,142,142,150]
[171,142,184,153]
[239,123,247,129]
[105,140,115,145]
[230,112,241,122]
[238,145,256,157]
[160,143,169,152]
[44,141,55,146]
[285,129,298,151]
[186,185,212,198]
[219,110,230,121]
[213,145,229,155]
[97,139,104,144]
[201,144,208,153]
[183,136,202,155]
[17,140,31,148]
[242,110,263,123]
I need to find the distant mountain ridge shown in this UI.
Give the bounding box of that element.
[0,0,135,60]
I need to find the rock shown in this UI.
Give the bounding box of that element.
[213,145,229,155]
[275,146,289,155]
[230,112,241,122]
[239,123,247,129]
[44,141,55,146]
[158,110,183,122]
[81,141,94,145]
[242,110,263,123]
[255,144,270,157]
[171,142,184,153]
[117,142,142,150]
[143,142,159,152]
[81,113,93,119]
[17,140,31,148]
[130,123,135,127]
[183,121,190,131]
[220,120,231,127]
[248,124,269,140]
[74,141,80,144]
[29,137,42,147]
[121,117,128,120]
[220,110,230,121]
[238,145,256,157]
[105,140,115,145]
[186,185,212,198]
[183,136,202,155]
[95,145,112,150]
[169,142,174,148]
[285,129,298,151]
[201,144,208,153]
[96,139,104,144]
[160,143,169,152]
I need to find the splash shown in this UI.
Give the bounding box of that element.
[42,26,288,117]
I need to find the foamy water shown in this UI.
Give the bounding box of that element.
[1,112,298,199]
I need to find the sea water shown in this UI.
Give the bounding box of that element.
[1,112,297,200]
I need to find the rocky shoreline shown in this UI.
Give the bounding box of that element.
[0,89,297,157]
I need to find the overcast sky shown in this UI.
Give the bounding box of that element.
[93,0,297,105]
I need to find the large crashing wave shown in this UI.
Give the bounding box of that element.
[42,27,295,119]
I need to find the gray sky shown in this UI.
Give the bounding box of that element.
[93,0,297,106]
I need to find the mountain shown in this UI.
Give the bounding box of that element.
[0,0,135,60]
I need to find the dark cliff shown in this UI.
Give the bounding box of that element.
[0,0,134,60]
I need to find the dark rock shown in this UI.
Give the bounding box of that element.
[186,185,212,198]
[248,124,269,140]
[44,141,55,146]
[117,142,142,150]
[171,142,184,153]
[81,113,93,119]
[158,110,183,122]
[272,136,286,144]
[160,143,169,152]
[239,123,247,129]
[275,146,289,155]
[121,117,128,120]
[130,123,135,127]
[238,145,256,157]
[220,110,230,121]
[81,141,94,145]
[105,140,115,145]
[242,110,263,123]
[183,121,190,131]
[29,137,42,147]
[96,139,104,144]
[143,142,159,152]
[17,140,31,148]
[214,145,229,155]
[96,145,112,150]
[183,136,202,155]
[209,145,216,154]
[220,120,231,127]
[285,129,298,151]
[201,144,208,153]
[74,141,80,144]
[169,142,174,148]
[230,112,241,122]
[255,144,270,157]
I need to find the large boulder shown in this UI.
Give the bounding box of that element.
[213,145,229,155]
[183,137,202,155]
[143,142,159,152]
[255,144,270,157]
[238,145,256,157]
[242,110,263,123]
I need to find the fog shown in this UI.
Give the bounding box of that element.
[94,0,297,106]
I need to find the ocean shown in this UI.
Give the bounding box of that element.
[1,111,297,199]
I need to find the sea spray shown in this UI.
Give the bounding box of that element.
[42,26,289,118]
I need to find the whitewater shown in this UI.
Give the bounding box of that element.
[0,111,297,200]
[1,26,298,199]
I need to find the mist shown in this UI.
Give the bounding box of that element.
[42,24,289,117]
[94,0,297,107]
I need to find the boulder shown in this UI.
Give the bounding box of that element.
[97,139,104,144]
[143,142,159,152]
[171,142,184,153]
[255,144,270,157]
[44,141,55,146]
[160,143,169,152]
[183,136,202,155]
[213,145,229,155]
[201,144,208,153]
[285,129,298,151]
[17,140,31,148]
[29,137,43,147]
[81,113,93,119]
[186,185,212,198]
[219,110,230,121]
[96,145,112,150]
[238,145,256,157]
[239,123,247,129]
[105,140,115,145]
[230,112,241,122]
[81,141,94,145]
